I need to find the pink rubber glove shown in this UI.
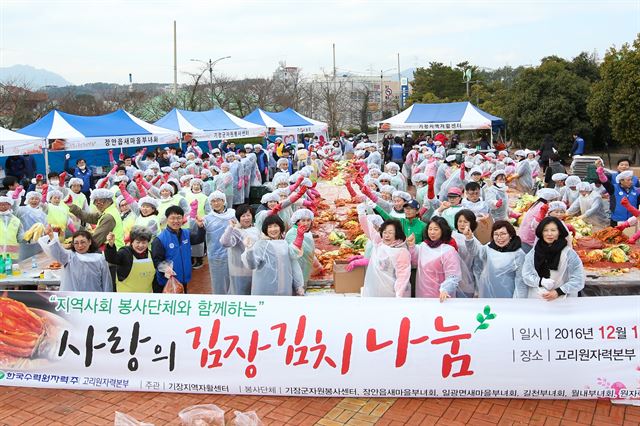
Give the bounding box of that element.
[119,152,125,161]
[509,211,521,219]
[120,182,136,205]
[237,179,242,190]
[58,172,67,186]
[532,170,539,178]
[40,184,48,203]
[203,162,209,169]
[108,149,115,165]
[629,228,640,245]
[188,166,196,175]
[534,203,549,222]
[293,224,307,249]
[163,172,170,183]
[11,185,23,199]
[107,164,118,178]
[302,199,315,209]
[346,254,364,263]
[207,141,213,152]
[495,198,503,208]
[459,165,465,180]
[96,177,108,189]
[418,205,428,217]
[596,167,608,183]
[346,257,369,272]
[67,221,77,234]
[289,175,305,192]
[345,180,357,198]
[140,147,147,157]
[621,197,640,217]
[189,200,198,219]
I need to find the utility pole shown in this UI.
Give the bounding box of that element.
[173,21,178,97]
[332,43,336,79]
[380,70,384,120]
[397,53,401,111]
[208,59,213,109]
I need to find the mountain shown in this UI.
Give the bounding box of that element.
[0,64,72,88]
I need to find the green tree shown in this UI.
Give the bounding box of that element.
[504,56,592,155]
[409,62,470,103]
[588,35,640,161]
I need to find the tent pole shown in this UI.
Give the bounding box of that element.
[490,128,493,149]
[44,146,50,174]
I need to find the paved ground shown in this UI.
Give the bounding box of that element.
[1,262,638,425]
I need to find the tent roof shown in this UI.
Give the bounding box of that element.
[244,108,327,134]
[0,126,43,157]
[154,108,265,140]
[17,109,178,151]
[19,109,178,139]
[379,102,503,131]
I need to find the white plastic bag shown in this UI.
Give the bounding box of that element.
[114,412,155,426]
[178,404,225,426]
[231,411,263,426]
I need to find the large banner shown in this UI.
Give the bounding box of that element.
[0,292,638,400]
[0,139,43,157]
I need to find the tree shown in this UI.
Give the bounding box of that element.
[359,88,370,134]
[588,35,640,160]
[504,56,592,155]
[409,62,470,103]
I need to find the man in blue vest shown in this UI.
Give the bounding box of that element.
[602,170,638,227]
[570,133,585,157]
[64,154,93,200]
[151,205,206,293]
[389,136,404,167]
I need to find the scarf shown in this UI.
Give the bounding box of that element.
[426,238,458,251]
[533,238,567,279]
[385,239,406,248]
[489,235,522,253]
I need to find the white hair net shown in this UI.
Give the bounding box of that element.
[290,208,314,225]
[208,190,226,204]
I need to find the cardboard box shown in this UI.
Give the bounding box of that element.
[333,260,365,294]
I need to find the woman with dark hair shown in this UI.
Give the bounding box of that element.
[37,227,111,292]
[452,209,479,298]
[241,214,304,296]
[518,188,561,253]
[104,226,155,293]
[407,216,461,301]
[518,216,584,300]
[466,220,525,298]
[220,204,260,295]
[358,214,411,297]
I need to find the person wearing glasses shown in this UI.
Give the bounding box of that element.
[38,226,112,292]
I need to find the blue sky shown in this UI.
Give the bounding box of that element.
[1,0,638,85]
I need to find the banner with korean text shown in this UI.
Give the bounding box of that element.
[0,292,638,400]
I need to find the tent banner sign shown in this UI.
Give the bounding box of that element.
[0,292,638,400]
[46,134,178,152]
[0,139,43,157]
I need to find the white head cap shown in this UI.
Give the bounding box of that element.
[290,208,314,225]
[90,188,114,201]
[208,190,226,204]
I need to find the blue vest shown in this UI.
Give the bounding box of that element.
[390,143,404,162]
[611,184,639,222]
[74,168,92,192]
[156,228,192,286]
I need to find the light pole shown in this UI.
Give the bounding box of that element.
[190,56,231,108]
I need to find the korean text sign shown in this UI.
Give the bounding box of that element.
[0,292,638,400]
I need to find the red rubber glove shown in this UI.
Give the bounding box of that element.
[621,197,640,217]
[107,164,118,177]
[67,221,77,234]
[293,224,306,249]
[418,205,428,217]
[302,199,315,209]
[135,178,148,198]
[628,229,640,245]
[289,185,309,204]
[360,184,378,202]
[459,165,465,180]
[96,177,108,189]
[495,198,503,209]
[119,152,125,161]
[150,175,162,187]
[108,149,115,164]
[269,203,283,216]
[427,176,435,200]
[64,194,73,206]
[203,162,209,169]
[345,180,357,198]
[58,172,67,186]
[163,172,171,182]
[346,254,364,263]
[189,200,198,219]
[140,147,147,157]
[534,203,549,222]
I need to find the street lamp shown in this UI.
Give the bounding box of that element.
[190,56,231,108]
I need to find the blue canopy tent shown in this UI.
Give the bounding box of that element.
[244,107,328,135]
[154,108,266,141]
[17,109,179,173]
[379,101,503,131]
